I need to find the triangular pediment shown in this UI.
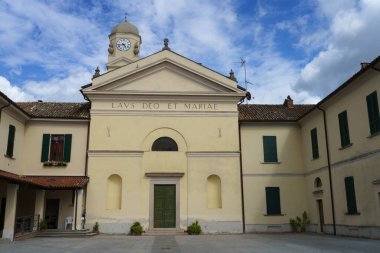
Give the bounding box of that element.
[84,50,244,96]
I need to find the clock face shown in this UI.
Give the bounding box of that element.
[116,38,131,51]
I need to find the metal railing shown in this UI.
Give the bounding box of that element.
[15,214,40,234]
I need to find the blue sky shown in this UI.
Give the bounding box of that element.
[0,0,379,103]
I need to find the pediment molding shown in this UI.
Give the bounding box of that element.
[84,50,245,96]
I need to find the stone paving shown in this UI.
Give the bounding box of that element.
[0,233,380,253]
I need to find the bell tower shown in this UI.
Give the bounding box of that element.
[107,19,142,71]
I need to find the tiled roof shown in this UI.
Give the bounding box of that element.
[0,170,88,189]
[238,104,315,122]
[16,102,90,119]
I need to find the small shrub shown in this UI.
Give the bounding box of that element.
[93,222,99,233]
[130,222,143,235]
[289,211,310,232]
[39,219,48,230]
[187,220,202,235]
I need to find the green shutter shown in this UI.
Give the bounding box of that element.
[265,187,281,215]
[366,91,380,134]
[344,176,358,214]
[6,125,16,157]
[338,111,351,147]
[63,134,72,162]
[310,128,319,159]
[263,136,278,162]
[41,134,51,162]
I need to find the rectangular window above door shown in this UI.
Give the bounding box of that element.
[41,134,72,166]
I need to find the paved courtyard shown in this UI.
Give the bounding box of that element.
[0,233,380,253]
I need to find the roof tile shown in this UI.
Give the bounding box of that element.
[16,102,90,119]
[238,104,315,122]
[0,170,88,189]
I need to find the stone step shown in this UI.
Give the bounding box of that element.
[144,229,187,236]
[36,229,97,237]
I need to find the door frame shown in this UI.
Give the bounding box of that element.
[45,199,60,229]
[317,199,324,233]
[149,177,180,230]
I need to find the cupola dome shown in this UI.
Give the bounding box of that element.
[110,20,139,36]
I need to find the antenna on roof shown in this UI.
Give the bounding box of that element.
[234,58,253,89]
[239,58,253,89]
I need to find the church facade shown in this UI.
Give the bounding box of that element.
[0,20,379,240]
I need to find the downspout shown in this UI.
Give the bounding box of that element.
[238,121,246,233]
[74,189,78,230]
[317,106,336,235]
[83,106,91,229]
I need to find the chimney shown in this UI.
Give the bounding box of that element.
[283,95,294,108]
[361,62,370,70]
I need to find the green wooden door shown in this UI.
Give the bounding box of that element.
[154,184,176,228]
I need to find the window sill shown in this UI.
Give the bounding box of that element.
[367,131,380,138]
[345,212,360,216]
[264,214,285,216]
[339,143,353,150]
[261,162,281,164]
[4,154,15,160]
[312,189,324,194]
[43,161,67,167]
[310,157,319,161]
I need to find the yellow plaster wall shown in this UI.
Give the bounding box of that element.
[0,110,26,175]
[240,122,308,225]
[89,116,239,152]
[240,123,305,174]
[21,121,88,176]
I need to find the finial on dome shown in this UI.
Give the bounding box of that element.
[124,12,128,21]
[92,66,100,79]
[162,38,170,50]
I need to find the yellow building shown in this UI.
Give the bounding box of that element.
[0,20,379,240]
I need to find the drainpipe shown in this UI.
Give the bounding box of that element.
[238,121,246,233]
[317,106,336,235]
[82,108,91,229]
[74,189,78,230]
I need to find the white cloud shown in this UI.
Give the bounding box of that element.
[23,69,91,102]
[294,0,380,96]
[0,0,378,105]
[0,76,34,102]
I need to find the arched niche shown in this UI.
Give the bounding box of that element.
[107,174,122,210]
[314,177,322,188]
[207,175,222,208]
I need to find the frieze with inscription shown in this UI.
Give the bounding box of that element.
[111,102,218,111]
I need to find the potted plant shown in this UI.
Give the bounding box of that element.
[186,220,202,235]
[130,222,143,235]
[93,222,100,233]
[39,219,48,230]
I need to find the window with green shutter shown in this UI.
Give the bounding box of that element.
[338,111,351,147]
[40,133,72,164]
[265,187,281,215]
[366,91,380,135]
[344,176,358,214]
[263,136,278,163]
[6,125,16,158]
[310,128,319,159]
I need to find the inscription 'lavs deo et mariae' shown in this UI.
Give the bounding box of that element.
[111,102,218,111]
